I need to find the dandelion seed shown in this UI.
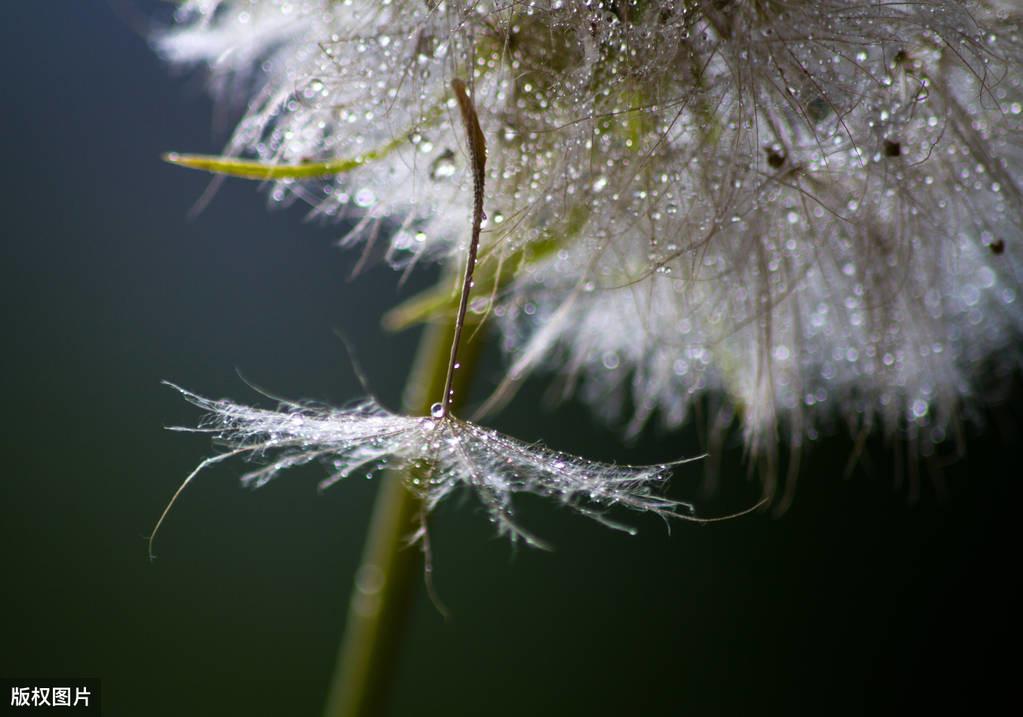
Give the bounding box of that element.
[150,76,716,558]
[150,382,703,557]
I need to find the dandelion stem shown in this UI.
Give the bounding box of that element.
[322,303,486,717]
[323,78,489,717]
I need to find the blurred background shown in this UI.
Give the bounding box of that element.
[1,3,1019,715]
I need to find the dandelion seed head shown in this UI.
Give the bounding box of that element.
[162,1,1023,495]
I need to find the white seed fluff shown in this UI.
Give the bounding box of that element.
[155,383,698,552]
[160,1,1023,499]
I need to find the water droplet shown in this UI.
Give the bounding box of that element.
[429,149,456,180]
[350,187,376,207]
[430,402,445,419]
[911,399,929,419]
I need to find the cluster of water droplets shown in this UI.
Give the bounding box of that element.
[162,1,1023,497]
[491,0,1023,498]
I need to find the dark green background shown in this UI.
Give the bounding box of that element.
[1,3,1018,715]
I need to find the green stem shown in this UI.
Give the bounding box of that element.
[322,300,485,717]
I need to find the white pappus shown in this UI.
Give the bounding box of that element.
[158,0,1023,508]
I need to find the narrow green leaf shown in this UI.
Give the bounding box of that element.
[163,100,448,182]
[162,146,394,180]
[383,236,565,331]
[383,287,456,332]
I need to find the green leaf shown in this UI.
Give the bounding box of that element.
[162,147,394,180]
[163,100,449,181]
[383,235,565,331]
